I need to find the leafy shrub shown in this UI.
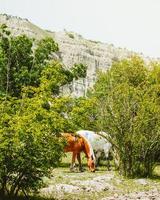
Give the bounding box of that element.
[92,56,160,177]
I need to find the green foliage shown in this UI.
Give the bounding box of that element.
[34,37,59,67]
[10,35,33,95]
[40,61,74,96]
[0,63,81,197]
[68,97,97,131]
[149,62,160,85]
[0,25,59,97]
[0,25,87,98]
[0,94,66,198]
[110,56,147,87]
[92,56,160,177]
[0,24,89,198]
[40,61,88,97]
[71,63,87,80]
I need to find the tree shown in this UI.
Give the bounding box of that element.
[0,24,11,97]
[0,24,59,97]
[68,97,98,131]
[0,24,89,198]
[0,64,89,198]
[34,37,59,66]
[92,56,160,177]
[0,92,67,198]
[71,63,87,80]
[40,61,87,97]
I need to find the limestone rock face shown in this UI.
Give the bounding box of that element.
[0,14,135,96]
[52,31,135,96]
[0,14,50,39]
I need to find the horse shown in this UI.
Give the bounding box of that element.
[76,130,112,169]
[63,133,96,172]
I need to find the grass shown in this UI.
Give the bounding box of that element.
[36,167,160,200]
[33,154,160,200]
[10,154,160,200]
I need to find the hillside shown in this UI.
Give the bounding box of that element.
[0,14,139,96]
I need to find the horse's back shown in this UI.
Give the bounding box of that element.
[77,130,107,146]
[77,130,97,143]
[77,130,112,153]
[63,132,84,153]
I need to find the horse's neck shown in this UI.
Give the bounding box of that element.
[83,138,95,160]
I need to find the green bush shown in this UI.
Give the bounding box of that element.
[0,95,65,198]
[92,56,160,177]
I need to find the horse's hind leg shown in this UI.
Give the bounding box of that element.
[95,151,101,167]
[77,153,83,172]
[106,158,111,171]
[104,149,111,170]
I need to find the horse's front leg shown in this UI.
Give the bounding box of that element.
[70,152,77,172]
[77,153,83,172]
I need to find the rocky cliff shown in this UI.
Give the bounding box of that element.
[0,14,137,96]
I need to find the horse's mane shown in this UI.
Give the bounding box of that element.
[61,132,81,138]
[79,134,96,161]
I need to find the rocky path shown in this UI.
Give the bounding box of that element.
[103,189,160,200]
[39,168,160,200]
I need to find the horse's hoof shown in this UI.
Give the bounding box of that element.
[79,168,85,172]
[70,167,78,172]
[70,168,75,172]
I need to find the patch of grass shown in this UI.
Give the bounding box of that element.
[153,165,160,177]
[42,164,160,200]
[14,156,160,200]
[3,195,56,200]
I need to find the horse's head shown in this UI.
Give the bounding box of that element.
[87,155,95,172]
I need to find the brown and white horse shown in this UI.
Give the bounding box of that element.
[63,133,96,172]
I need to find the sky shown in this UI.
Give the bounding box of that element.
[0,0,160,58]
